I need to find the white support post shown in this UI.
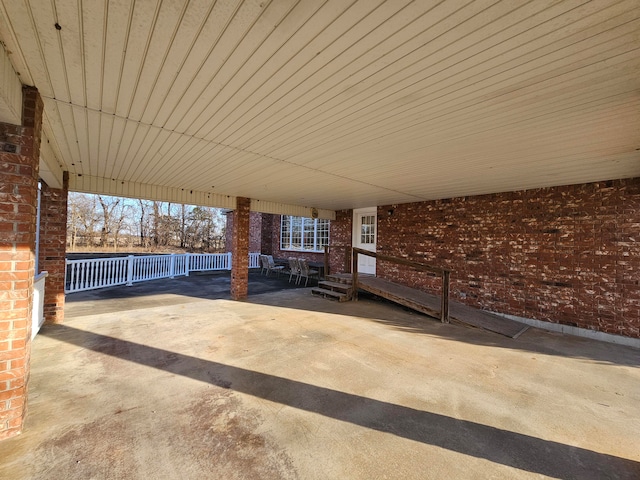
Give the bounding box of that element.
[227,251,232,270]
[169,253,176,279]
[185,253,190,277]
[35,185,41,273]
[126,255,134,286]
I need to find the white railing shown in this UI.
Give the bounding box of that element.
[66,256,130,293]
[249,252,261,269]
[32,272,47,339]
[189,252,232,271]
[65,252,260,294]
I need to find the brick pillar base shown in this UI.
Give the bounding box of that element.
[39,172,68,324]
[231,197,250,300]
[0,86,43,439]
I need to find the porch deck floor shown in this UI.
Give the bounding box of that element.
[1,273,638,479]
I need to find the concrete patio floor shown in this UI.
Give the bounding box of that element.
[1,272,639,479]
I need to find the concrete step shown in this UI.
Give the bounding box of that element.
[311,288,351,302]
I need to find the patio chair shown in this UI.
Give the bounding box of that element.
[297,258,319,287]
[259,255,269,275]
[288,257,301,284]
[266,255,285,277]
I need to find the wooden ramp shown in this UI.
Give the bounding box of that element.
[357,276,528,338]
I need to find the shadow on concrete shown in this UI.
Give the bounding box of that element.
[65,272,640,367]
[40,324,640,480]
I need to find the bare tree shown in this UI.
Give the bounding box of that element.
[111,202,131,251]
[67,193,100,248]
[151,201,180,248]
[97,195,120,247]
[137,199,152,248]
[67,193,226,252]
[184,206,226,252]
[180,204,187,248]
[95,196,137,250]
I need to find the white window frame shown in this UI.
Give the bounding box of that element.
[280,216,329,253]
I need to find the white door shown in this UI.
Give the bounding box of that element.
[353,208,377,275]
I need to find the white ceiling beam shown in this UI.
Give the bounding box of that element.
[69,173,237,209]
[250,199,335,221]
[0,42,22,125]
[38,130,63,188]
[69,173,336,219]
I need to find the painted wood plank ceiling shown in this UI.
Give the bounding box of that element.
[0,0,638,211]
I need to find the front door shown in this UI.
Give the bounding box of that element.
[353,208,377,275]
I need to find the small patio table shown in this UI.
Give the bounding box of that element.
[308,261,325,280]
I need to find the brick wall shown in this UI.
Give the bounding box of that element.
[374,179,640,338]
[229,212,339,263]
[259,213,273,255]
[38,173,68,324]
[225,211,262,253]
[268,214,324,263]
[0,86,43,439]
[249,212,262,253]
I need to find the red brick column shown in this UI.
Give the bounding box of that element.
[0,86,43,439]
[38,172,68,324]
[328,210,353,273]
[230,197,250,300]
